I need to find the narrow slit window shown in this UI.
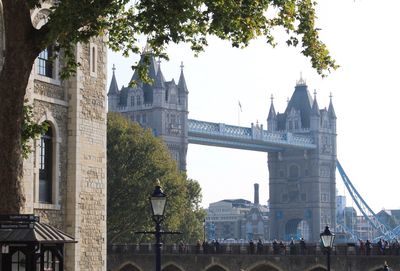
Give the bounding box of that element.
[39,125,53,203]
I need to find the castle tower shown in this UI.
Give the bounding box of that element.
[268,78,337,242]
[22,6,107,270]
[108,53,188,170]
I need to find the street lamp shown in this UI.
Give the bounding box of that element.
[203,219,206,243]
[320,225,335,271]
[149,180,167,271]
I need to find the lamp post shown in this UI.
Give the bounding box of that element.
[203,219,206,243]
[320,225,335,271]
[149,180,167,271]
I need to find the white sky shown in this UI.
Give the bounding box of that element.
[107,0,400,213]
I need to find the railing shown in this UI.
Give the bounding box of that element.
[109,243,400,256]
[188,119,315,149]
[188,120,251,138]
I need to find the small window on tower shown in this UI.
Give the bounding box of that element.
[89,43,97,77]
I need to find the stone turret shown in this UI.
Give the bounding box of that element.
[310,90,320,131]
[108,64,120,111]
[328,93,336,133]
[267,95,277,131]
[178,62,189,110]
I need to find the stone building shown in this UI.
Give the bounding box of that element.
[267,78,337,242]
[3,4,108,270]
[205,183,269,241]
[108,52,189,170]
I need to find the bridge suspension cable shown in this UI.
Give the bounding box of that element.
[336,160,397,240]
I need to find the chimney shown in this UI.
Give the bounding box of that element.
[254,183,259,205]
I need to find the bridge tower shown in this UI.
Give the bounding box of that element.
[108,52,189,170]
[267,78,337,242]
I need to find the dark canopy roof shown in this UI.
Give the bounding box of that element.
[0,215,75,244]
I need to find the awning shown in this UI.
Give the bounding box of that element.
[0,214,75,244]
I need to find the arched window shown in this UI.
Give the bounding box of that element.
[39,125,53,203]
[11,250,26,271]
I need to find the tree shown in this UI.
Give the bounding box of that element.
[0,0,337,214]
[107,112,205,243]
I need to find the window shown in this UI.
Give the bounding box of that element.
[92,47,96,73]
[130,96,135,106]
[11,250,26,271]
[38,47,53,78]
[39,126,53,203]
[36,250,60,271]
[89,43,97,76]
[289,165,299,179]
[136,96,141,106]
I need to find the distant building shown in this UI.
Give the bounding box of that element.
[108,50,189,170]
[205,183,269,241]
[335,194,400,242]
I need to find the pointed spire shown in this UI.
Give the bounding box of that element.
[328,92,337,119]
[155,67,165,88]
[130,49,158,82]
[178,61,188,93]
[311,89,320,116]
[267,94,276,120]
[108,64,119,96]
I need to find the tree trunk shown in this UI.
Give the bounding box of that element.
[0,0,43,214]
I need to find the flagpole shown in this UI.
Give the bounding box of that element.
[238,105,240,125]
[238,101,241,126]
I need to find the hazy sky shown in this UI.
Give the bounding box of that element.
[107,0,400,213]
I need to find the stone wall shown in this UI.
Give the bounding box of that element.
[65,37,107,271]
[108,244,400,271]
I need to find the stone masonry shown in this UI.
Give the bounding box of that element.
[22,6,108,270]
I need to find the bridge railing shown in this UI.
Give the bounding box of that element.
[108,243,400,256]
[188,119,315,149]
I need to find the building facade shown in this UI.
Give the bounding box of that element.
[205,184,269,241]
[10,5,108,270]
[108,53,189,170]
[267,78,337,242]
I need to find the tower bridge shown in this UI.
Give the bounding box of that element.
[188,119,316,152]
[108,53,337,242]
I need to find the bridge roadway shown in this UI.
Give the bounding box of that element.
[108,243,400,271]
[187,119,316,152]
